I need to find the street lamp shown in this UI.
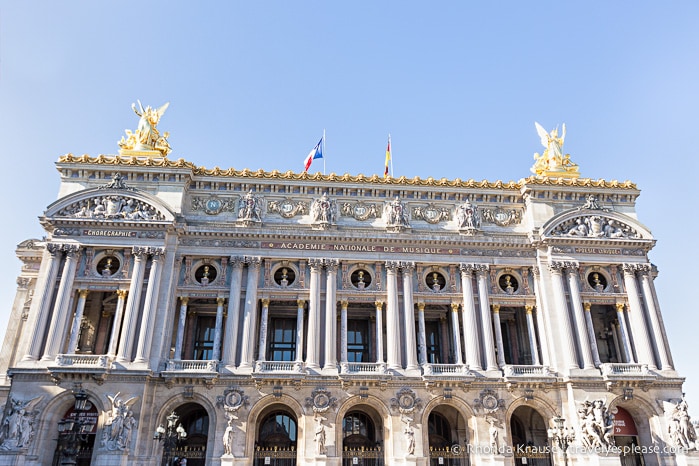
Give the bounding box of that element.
[154,411,188,466]
[57,389,92,466]
[548,416,575,466]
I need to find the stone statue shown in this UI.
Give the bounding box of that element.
[314,415,327,455]
[238,190,262,222]
[577,400,614,449]
[487,417,499,451]
[383,197,410,228]
[456,200,480,230]
[118,101,171,155]
[102,393,139,451]
[311,192,337,225]
[668,394,697,450]
[401,415,415,456]
[223,413,237,456]
[531,122,579,178]
[0,396,42,450]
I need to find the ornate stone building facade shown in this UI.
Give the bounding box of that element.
[0,113,696,466]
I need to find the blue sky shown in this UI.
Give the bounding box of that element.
[1,2,698,415]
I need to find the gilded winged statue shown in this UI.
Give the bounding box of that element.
[531,122,579,178]
[118,101,171,156]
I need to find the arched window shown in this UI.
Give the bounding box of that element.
[343,411,377,448]
[258,411,297,448]
[428,411,452,448]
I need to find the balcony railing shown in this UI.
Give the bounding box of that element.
[254,360,305,373]
[423,363,471,376]
[600,363,650,377]
[340,362,388,375]
[55,354,112,368]
[503,365,554,377]
[166,359,218,372]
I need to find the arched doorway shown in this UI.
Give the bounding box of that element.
[510,406,551,466]
[427,408,469,466]
[613,407,644,466]
[342,409,383,466]
[51,400,99,466]
[169,403,209,466]
[254,407,297,466]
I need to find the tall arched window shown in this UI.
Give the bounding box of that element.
[258,411,297,448]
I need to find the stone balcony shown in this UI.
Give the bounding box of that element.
[503,364,556,381]
[47,354,114,383]
[600,363,656,381]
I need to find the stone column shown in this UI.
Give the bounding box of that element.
[340,300,348,369]
[305,259,323,370]
[323,259,338,372]
[385,261,401,371]
[491,305,506,367]
[531,267,551,367]
[257,298,270,361]
[450,303,464,365]
[108,290,128,358]
[41,245,80,361]
[222,257,244,368]
[475,265,498,371]
[548,262,579,370]
[566,266,595,369]
[116,247,148,363]
[417,303,427,365]
[212,297,226,361]
[622,264,656,368]
[638,265,672,370]
[583,302,602,367]
[375,301,384,364]
[134,248,165,365]
[459,264,482,370]
[525,305,541,366]
[238,257,261,370]
[23,244,62,361]
[615,303,633,363]
[401,262,419,372]
[67,290,89,354]
[173,297,189,360]
[296,299,305,366]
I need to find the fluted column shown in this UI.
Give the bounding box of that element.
[257,298,270,361]
[566,266,595,369]
[174,297,189,360]
[41,245,80,361]
[622,265,656,368]
[615,303,633,363]
[475,266,498,371]
[531,267,551,367]
[108,290,128,357]
[548,263,579,370]
[583,302,602,367]
[340,300,348,367]
[525,305,540,366]
[222,257,244,368]
[238,257,261,370]
[491,305,506,367]
[385,261,401,371]
[212,297,226,362]
[323,259,338,371]
[450,303,464,365]
[305,259,322,370]
[67,290,89,354]
[296,299,306,365]
[116,247,148,363]
[459,264,481,370]
[417,302,427,365]
[134,249,165,365]
[401,262,419,372]
[23,244,62,361]
[638,265,672,370]
[375,301,384,364]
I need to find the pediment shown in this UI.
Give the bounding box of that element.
[542,209,652,240]
[44,188,175,223]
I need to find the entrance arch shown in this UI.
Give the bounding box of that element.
[427,406,469,466]
[510,406,552,466]
[254,404,297,466]
[166,403,209,466]
[342,407,383,466]
[51,401,99,466]
[613,407,644,466]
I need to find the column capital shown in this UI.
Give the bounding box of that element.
[473,264,489,275]
[622,263,638,275]
[116,289,128,299]
[459,263,475,275]
[230,256,245,268]
[217,297,226,306]
[450,302,460,312]
[531,266,540,277]
[491,304,500,313]
[180,296,190,305]
[148,247,165,259]
[63,244,81,258]
[417,302,425,312]
[340,300,349,310]
[525,305,534,314]
[374,301,384,310]
[583,302,592,312]
[565,262,580,274]
[547,262,566,274]
[309,258,323,270]
[400,261,415,272]
[636,263,652,276]
[385,261,400,272]
[615,302,625,312]
[78,289,89,299]
[261,298,270,307]
[297,299,306,308]
[46,243,62,256]
[246,256,262,268]
[324,258,339,272]
[132,246,150,259]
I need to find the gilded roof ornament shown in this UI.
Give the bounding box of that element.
[118,100,171,157]
[531,122,580,179]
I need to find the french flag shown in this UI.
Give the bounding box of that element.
[304,137,324,172]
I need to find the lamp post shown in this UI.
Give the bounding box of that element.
[154,411,188,466]
[57,389,91,466]
[548,416,575,466]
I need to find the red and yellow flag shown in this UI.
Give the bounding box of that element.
[384,135,391,178]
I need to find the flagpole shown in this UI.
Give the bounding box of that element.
[390,134,394,178]
[323,128,326,175]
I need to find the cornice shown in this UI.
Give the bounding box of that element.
[56,154,637,190]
